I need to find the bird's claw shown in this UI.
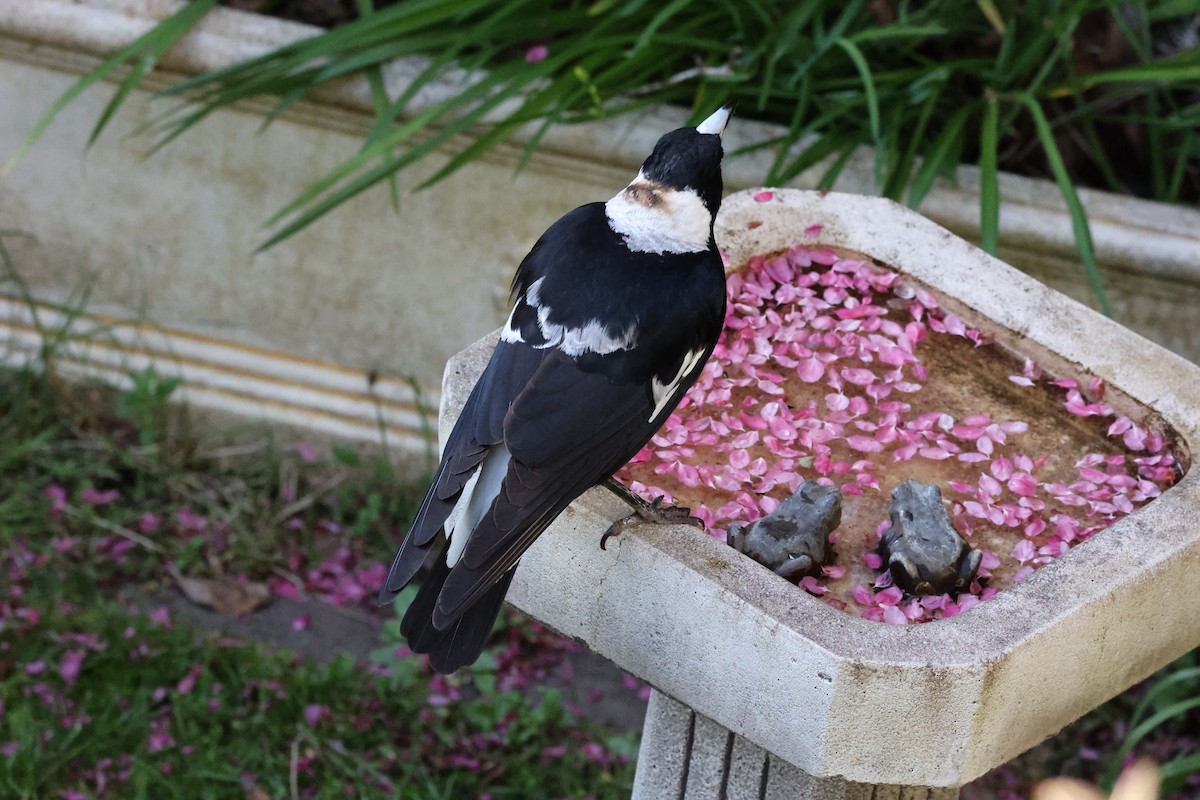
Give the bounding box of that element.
[600,493,704,550]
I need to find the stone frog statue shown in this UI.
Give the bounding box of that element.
[877,480,982,595]
[728,481,841,581]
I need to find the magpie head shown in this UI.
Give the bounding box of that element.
[640,105,731,214]
[605,105,732,255]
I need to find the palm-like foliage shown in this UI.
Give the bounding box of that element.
[9,0,1200,311]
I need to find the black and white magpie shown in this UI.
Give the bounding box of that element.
[378,106,733,673]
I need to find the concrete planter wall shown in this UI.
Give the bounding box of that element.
[441,190,1200,795]
[2,0,1199,459]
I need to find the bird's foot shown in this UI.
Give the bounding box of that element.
[600,484,704,550]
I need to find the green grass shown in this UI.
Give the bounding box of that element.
[1,570,634,799]
[0,358,638,799]
[8,1,1200,310]
[0,229,637,799]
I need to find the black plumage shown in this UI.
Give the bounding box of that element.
[379,107,732,673]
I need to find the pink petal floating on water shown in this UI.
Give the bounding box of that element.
[990,456,1014,481]
[978,475,1003,498]
[1008,376,1034,387]
[1013,566,1035,582]
[796,357,825,383]
[799,576,828,595]
[823,564,847,579]
[1122,425,1148,451]
[883,606,908,625]
[1107,416,1133,436]
[952,425,985,440]
[876,586,904,606]
[980,550,1001,571]
[863,552,883,570]
[962,500,986,518]
[847,435,884,453]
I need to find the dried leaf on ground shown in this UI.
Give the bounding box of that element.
[176,575,271,616]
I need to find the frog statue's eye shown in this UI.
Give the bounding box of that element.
[902,509,914,523]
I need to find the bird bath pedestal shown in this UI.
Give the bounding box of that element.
[437,190,1200,798]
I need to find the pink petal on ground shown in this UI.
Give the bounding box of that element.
[1008,375,1034,387]
[304,704,330,727]
[59,650,84,687]
[882,605,908,625]
[80,487,119,506]
[753,190,774,203]
[863,552,883,570]
[804,223,824,236]
[291,614,311,632]
[524,43,548,63]
[1024,518,1047,537]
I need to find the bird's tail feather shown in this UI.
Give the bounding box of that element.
[401,549,515,674]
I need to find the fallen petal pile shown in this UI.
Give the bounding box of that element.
[616,241,1183,623]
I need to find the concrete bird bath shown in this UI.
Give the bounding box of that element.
[437,190,1200,798]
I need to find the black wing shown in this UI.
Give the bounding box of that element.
[380,202,725,644]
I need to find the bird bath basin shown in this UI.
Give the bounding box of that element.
[437,190,1200,793]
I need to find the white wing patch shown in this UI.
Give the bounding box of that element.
[505,277,638,357]
[445,443,511,567]
[650,348,706,422]
[604,170,712,255]
[499,307,523,344]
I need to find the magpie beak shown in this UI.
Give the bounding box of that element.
[696,104,733,136]
[378,107,732,673]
